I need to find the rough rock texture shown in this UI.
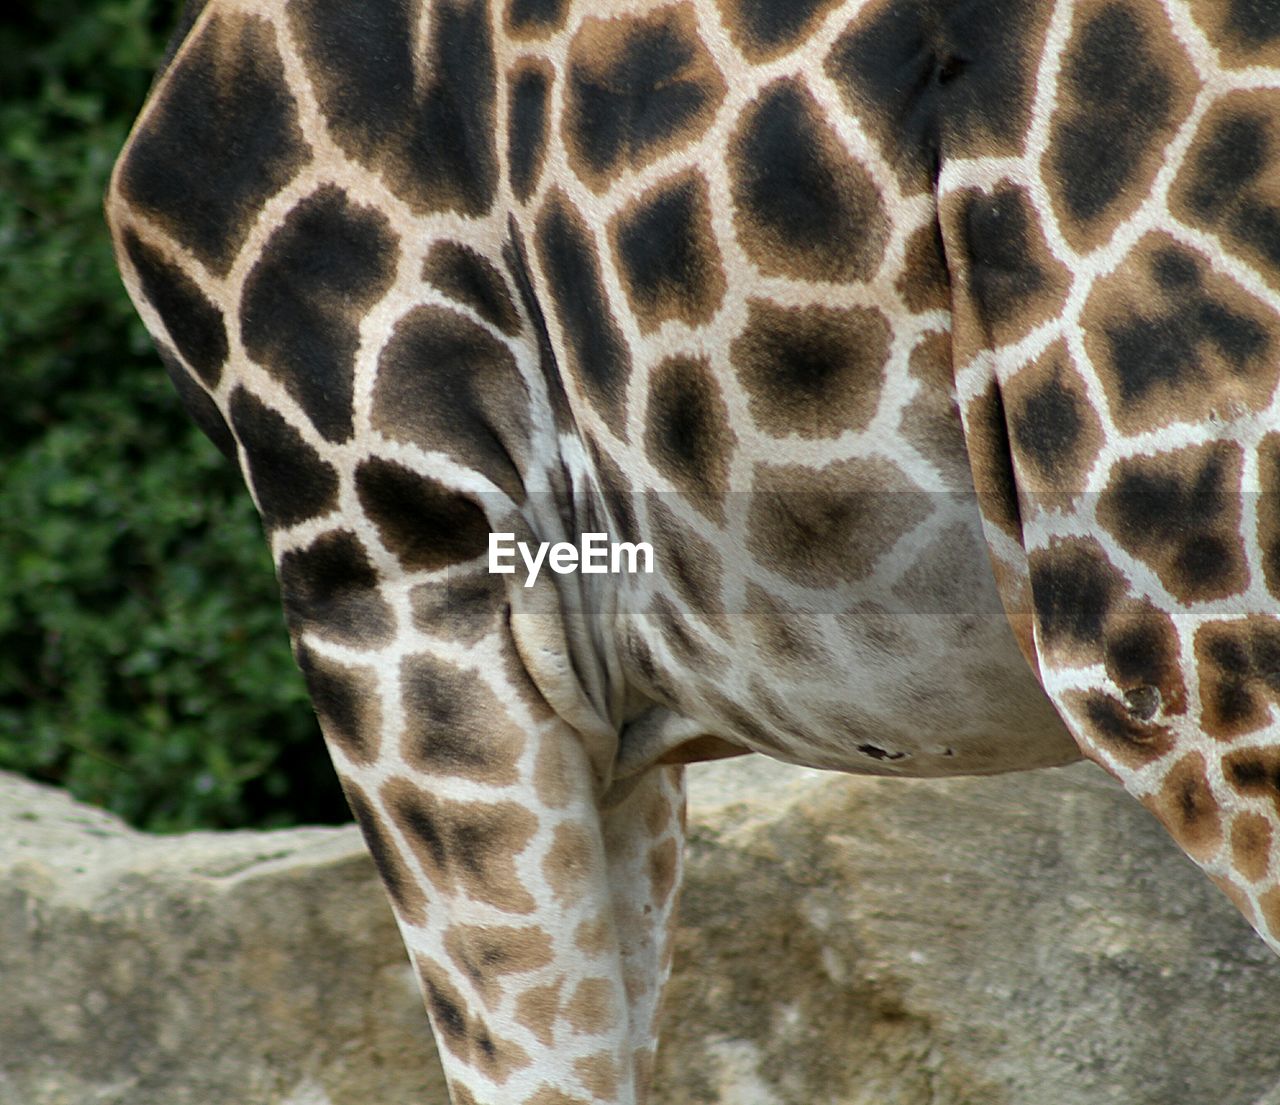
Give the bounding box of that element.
[3,760,1280,1105]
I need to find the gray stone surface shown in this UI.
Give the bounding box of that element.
[3,760,1280,1104]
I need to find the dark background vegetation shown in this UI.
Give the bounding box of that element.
[0,0,348,830]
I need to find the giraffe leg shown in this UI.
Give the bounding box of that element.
[288,554,685,1105]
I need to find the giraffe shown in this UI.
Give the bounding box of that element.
[105,0,1280,1100]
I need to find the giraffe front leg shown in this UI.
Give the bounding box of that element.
[289,561,685,1105]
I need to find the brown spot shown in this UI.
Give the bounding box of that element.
[609,170,725,333]
[399,653,523,785]
[728,78,888,282]
[382,777,538,913]
[1200,616,1280,740]
[1261,886,1280,938]
[1232,812,1273,883]
[647,838,679,907]
[422,240,521,336]
[1215,873,1258,926]
[1101,601,1187,718]
[1224,746,1280,815]
[747,456,931,588]
[563,978,617,1033]
[415,955,531,1082]
[1186,0,1280,68]
[641,790,673,839]
[505,0,567,38]
[964,379,1022,540]
[574,1052,621,1100]
[896,222,951,313]
[443,924,554,1006]
[277,530,394,647]
[575,916,613,956]
[1082,234,1280,434]
[409,572,505,644]
[514,981,563,1046]
[563,4,726,193]
[1064,689,1173,768]
[826,0,1052,193]
[534,739,580,810]
[646,497,728,635]
[1098,440,1248,604]
[732,298,891,439]
[371,306,531,501]
[1045,0,1198,252]
[1027,537,1125,665]
[294,644,381,765]
[649,595,728,674]
[946,180,1072,350]
[643,355,736,524]
[343,778,426,926]
[545,822,597,905]
[1140,752,1223,860]
[745,583,831,669]
[1256,433,1280,601]
[1004,341,1103,504]
[715,0,842,61]
[1171,89,1280,292]
[899,330,971,489]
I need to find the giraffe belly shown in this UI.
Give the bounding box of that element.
[612,485,1080,781]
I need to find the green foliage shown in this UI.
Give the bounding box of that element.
[0,0,347,830]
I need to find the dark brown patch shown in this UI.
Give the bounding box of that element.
[442,924,554,1007]
[963,379,1022,540]
[1258,432,1280,602]
[277,529,396,647]
[645,496,728,635]
[370,305,530,501]
[241,184,398,443]
[731,298,891,439]
[1187,0,1280,68]
[1102,601,1187,718]
[535,190,631,433]
[1081,234,1280,434]
[744,583,831,668]
[746,457,931,588]
[399,653,524,785]
[507,58,554,202]
[414,954,531,1082]
[1027,537,1125,664]
[505,0,567,38]
[1171,89,1280,293]
[1141,752,1223,861]
[1045,0,1198,252]
[947,180,1072,348]
[728,78,888,282]
[1098,440,1248,604]
[1063,688,1175,769]
[295,642,381,765]
[563,4,726,193]
[422,241,521,336]
[642,356,736,524]
[716,0,841,61]
[896,222,951,313]
[898,331,971,489]
[123,230,228,387]
[343,778,425,925]
[825,0,1052,192]
[544,823,597,906]
[648,595,728,674]
[355,458,492,571]
[1004,341,1103,501]
[383,776,538,914]
[1231,812,1273,883]
[227,388,340,530]
[287,0,497,215]
[410,572,506,643]
[609,171,725,333]
[1224,745,1280,815]
[1197,616,1280,740]
[116,12,310,276]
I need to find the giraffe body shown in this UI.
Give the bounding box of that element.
[108,1,1280,1101]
